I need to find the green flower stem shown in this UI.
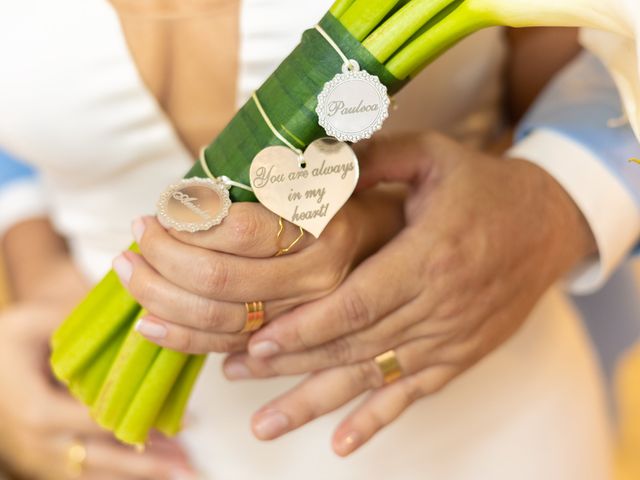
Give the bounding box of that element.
[340,0,403,41]
[386,1,493,79]
[92,321,161,431]
[330,0,356,18]
[364,0,456,62]
[154,355,206,437]
[50,280,141,382]
[68,324,129,407]
[51,270,120,351]
[116,349,190,446]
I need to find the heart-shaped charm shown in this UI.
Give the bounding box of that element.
[250,138,359,238]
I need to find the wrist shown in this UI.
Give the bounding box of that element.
[515,158,597,277]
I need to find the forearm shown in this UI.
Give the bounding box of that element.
[505,27,581,123]
[2,219,85,303]
[510,52,640,293]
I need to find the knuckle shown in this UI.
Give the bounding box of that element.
[324,337,353,364]
[402,378,428,403]
[352,361,382,389]
[193,298,223,331]
[340,289,373,332]
[427,241,466,278]
[196,257,231,296]
[227,208,262,250]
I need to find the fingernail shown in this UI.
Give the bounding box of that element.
[249,340,281,358]
[132,217,146,243]
[335,431,362,456]
[136,318,168,339]
[223,361,252,380]
[113,254,133,285]
[253,410,290,439]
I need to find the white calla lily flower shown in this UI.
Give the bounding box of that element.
[468,0,640,138]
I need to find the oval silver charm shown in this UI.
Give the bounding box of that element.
[157,178,231,233]
[316,61,390,143]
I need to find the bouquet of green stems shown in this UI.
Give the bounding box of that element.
[51,0,637,446]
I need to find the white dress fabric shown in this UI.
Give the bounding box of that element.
[0,1,613,479]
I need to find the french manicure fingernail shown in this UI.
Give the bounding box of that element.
[335,431,362,456]
[132,217,146,243]
[113,254,133,285]
[136,318,168,339]
[224,362,252,380]
[249,340,281,358]
[253,410,290,439]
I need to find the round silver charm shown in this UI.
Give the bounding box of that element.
[157,178,231,233]
[316,61,390,143]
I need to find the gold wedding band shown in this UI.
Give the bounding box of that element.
[374,350,403,384]
[242,301,265,333]
[275,217,305,257]
[66,439,87,478]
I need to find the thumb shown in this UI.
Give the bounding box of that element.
[355,132,442,189]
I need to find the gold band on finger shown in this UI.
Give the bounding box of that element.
[66,439,87,478]
[275,216,305,257]
[374,350,403,384]
[242,301,265,333]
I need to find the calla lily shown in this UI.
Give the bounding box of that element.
[382,0,640,138]
[477,0,640,138]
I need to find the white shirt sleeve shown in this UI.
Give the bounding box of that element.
[508,129,640,295]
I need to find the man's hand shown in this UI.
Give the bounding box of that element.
[221,132,596,455]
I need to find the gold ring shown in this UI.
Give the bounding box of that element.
[275,217,305,257]
[374,350,403,384]
[241,301,265,333]
[66,439,87,477]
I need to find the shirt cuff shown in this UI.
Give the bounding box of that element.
[0,178,48,239]
[508,129,640,295]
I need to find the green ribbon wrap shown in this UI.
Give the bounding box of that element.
[190,13,405,200]
[50,12,403,446]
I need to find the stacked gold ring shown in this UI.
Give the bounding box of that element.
[374,350,403,384]
[242,301,265,333]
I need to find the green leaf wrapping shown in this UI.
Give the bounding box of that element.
[187,13,405,197]
[50,12,405,446]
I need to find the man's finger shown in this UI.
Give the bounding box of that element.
[247,232,421,357]
[249,362,384,441]
[356,132,451,189]
[224,301,436,378]
[332,364,457,456]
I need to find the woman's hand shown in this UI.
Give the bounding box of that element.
[114,186,406,354]
[219,132,597,455]
[0,303,196,480]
